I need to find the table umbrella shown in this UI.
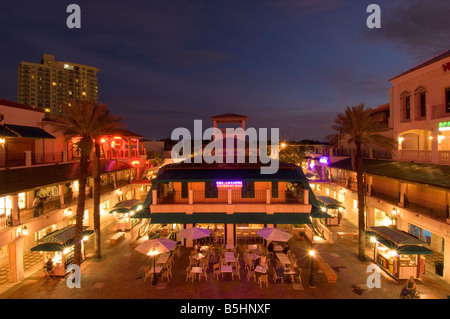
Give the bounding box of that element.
[135,238,177,286]
[177,227,211,240]
[257,227,293,242]
[135,238,178,256]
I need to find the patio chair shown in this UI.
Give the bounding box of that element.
[199,268,208,281]
[143,266,153,282]
[246,265,256,282]
[186,266,195,282]
[232,264,241,281]
[258,274,268,288]
[213,263,221,280]
[296,268,303,285]
[43,267,55,280]
[273,271,284,284]
[161,269,171,282]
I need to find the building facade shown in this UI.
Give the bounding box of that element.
[18,54,99,113]
[0,99,148,284]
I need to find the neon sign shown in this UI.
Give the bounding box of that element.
[319,156,329,164]
[216,181,243,188]
[439,121,450,132]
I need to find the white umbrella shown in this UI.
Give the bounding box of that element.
[135,238,177,256]
[177,227,211,240]
[257,227,293,242]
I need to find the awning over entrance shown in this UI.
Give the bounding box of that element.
[316,196,345,210]
[4,124,55,139]
[149,212,311,225]
[367,226,433,255]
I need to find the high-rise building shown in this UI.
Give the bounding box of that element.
[17,54,99,113]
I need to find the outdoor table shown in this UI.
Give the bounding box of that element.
[224,252,236,263]
[156,253,170,265]
[190,266,203,281]
[276,253,291,266]
[255,265,267,274]
[274,245,283,252]
[200,246,209,252]
[283,268,297,282]
[248,244,258,250]
[221,265,233,279]
[192,253,206,260]
[249,253,260,260]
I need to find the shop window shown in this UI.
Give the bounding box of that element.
[241,181,255,198]
[181,182,188,198]
[401,93,411,121]
[271,181,278,198]
[205,181,218,198]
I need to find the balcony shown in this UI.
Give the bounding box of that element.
[431,104,450,120]
[404,195,449,222]
[155,188,306,205]
[370,186,400,205]
[399,150,432,163]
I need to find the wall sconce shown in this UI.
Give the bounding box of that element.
[22,225,29,236]
[391,207,398,215]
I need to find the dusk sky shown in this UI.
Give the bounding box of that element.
[1,1,449,142]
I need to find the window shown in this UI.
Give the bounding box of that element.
[181,182,188,199]
[205,181,218,198]
[419,91,426,118]
[271,181,279,198]
[446,88,450,114]
[241,181,255,198]
[402,94,411,121]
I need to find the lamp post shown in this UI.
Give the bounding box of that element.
[148,248,159,286]
[308,249,316,288]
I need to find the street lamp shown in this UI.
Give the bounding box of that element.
[308,249,316,288]
[148,247,159,286]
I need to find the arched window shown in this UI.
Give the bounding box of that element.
[400,91,411,122]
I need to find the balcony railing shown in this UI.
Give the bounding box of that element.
[370,186,399,205]
[399,150,431,163]
[156,188,306,205]
[431,104,450,119]
[404,195,449,222]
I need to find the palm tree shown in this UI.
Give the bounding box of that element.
[327,104,396,261]
[50,100,123,264]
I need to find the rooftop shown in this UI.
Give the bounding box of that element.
[390,50,450,81]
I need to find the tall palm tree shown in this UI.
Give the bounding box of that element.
[50,100,123,265]
[327,104,396,261]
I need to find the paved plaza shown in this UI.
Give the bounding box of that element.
[1,220,450,301]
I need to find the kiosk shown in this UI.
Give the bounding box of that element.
[316,196,344,226]
[110,199,143,231]
[31,225,93,277]
[367,226,432,280]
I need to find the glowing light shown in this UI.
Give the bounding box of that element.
[0,138,5,144]
[370,237,377,244]
[308,250,316,257]
[83,236,89,241]
[216,181,243,188]
[319,156,329,164]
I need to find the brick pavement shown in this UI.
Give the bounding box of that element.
[1,220,450,300]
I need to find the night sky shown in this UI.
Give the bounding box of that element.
[1,1,449,142]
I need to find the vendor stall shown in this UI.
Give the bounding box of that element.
[367,226,432,280]
[110,199,143,231]
[31,225,93,277]
[316,196,344,226]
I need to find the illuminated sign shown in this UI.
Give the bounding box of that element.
[216,181,243,188]
[439,121,450,131]
[319,156,329,164]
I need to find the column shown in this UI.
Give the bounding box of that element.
[8,237,24,283]
[399,183,407,208]
[431,131,439,164]
[11,194,19,226]
[367,176,373,196]
[152,189,157,205]
[185,224,194,248]
[266,189,271,204]
[226,224,235,246]
[189,189,193,205]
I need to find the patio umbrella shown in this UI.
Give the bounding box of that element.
[135,238,177,256]
[257,227,293,242]
[177,227,211,240]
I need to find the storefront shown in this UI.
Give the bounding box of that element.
[316,195,344,226]
[367,226,433,280]
[30,225,93,276]
[109,199,143,231]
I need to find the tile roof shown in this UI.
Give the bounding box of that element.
[390,50,450,81]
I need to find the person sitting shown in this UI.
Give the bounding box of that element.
[400,276,416,297]
[46,257,54,272]
[267,241,274,253]
[259,254,267,267]
[282,245,290,254]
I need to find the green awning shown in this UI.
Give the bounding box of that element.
[149,212,311,225]
[4,124,55,139]
[367,228,433,255]
[30,243,66,252]
[316,196,345,210]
